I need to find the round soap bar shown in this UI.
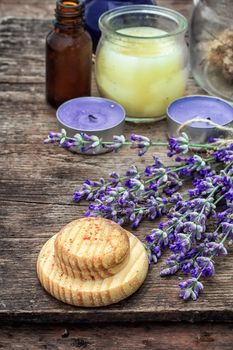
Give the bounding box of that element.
[54,218,130,280]
[37,218,148,307]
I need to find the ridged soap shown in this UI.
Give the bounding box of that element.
[37,217,149,307]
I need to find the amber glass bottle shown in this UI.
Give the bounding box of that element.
[46,0,92,107]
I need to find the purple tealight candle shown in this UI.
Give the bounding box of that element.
[167,95,233,143]
[56,97,125,154]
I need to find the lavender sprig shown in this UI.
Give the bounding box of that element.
[73,154,215,228]
[179,216,232,301]
[45,130,223,156]
[66,131,233,301]
[146,161,233,300]
[75,159,177,228]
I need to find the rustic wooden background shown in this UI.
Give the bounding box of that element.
[1,0,233,349]
[0,0,192,18]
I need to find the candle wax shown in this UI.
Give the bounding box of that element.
[168,96,233,128]
[96,27,188,119]
[57,97,125,131]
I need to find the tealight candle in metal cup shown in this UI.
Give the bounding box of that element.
[56,97,126,154]
[167,95,233,144]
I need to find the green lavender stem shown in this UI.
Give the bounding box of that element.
[67,137,219,150]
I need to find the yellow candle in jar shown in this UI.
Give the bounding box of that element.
[95,27,188,121]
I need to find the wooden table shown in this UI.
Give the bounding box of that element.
[1,0,233,348]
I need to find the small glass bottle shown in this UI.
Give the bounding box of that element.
[85,0,156,52]
[46,0,92,108]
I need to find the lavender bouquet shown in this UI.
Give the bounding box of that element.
[45,131,233,301]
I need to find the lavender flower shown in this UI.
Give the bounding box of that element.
[214,145,233,163]
[44,130,64,144]
[196,257,215,277]
[104,135,126,151]
[167,133,190,157]
[130,134,152,156]
[160,264,179,276]
[222,222,233,241]
[69,132,233,301]
[125,178,145,191]
[206,242,228,256]
[126,165,139,177]
[45,130,233,158]
[179,278,204,301]
[146,160,233,300]
[80,134,102,153]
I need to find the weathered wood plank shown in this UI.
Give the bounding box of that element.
[1,11,232,324]
[0,322,233,350]
[0,0,193,19]
[1,210,233,323]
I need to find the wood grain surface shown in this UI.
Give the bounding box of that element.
[1,322,233,350]
[1,0,233,326]
[0,0,193,18]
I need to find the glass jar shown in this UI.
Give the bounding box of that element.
[85,0,156,52]
[95,5,188,123]
[190,0,233,103]
[46,0,92,108]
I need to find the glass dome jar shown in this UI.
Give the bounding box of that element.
[85,0,156,52]
[95,5,188,123]
[190,0,233,103]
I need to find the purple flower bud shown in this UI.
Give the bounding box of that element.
[180,288,192,301]
[190,267,200,278]
[125,178,144,191]
[110,171,120,179]
[179,278,203,301]
[104,135,126,151]
[145,166,154,176]
[205,242,218,253]
[208,137,218,143]
[62,140,75,149]
[225,188,233,201]
[153,156,164,167]
[152,246,161,257]
[130,134,150,143]
[170,193,183,204]
[126,165,139,177]
[160,264,179,276]
[197,257,215,277]
[131,211,144,229]
[167,133,190,157]
[181,260,193,274]
[145,233,156,244]
[73,188,91,202]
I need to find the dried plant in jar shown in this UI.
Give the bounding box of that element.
[207,29,233,84]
